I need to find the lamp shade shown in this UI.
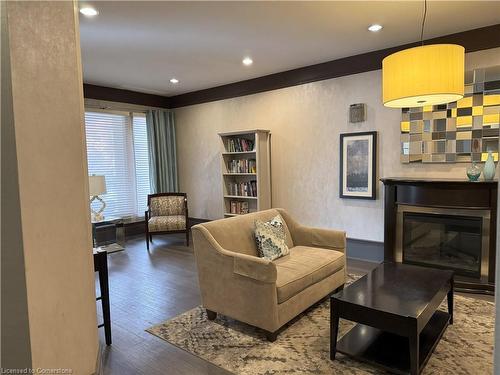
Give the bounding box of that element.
[89,175,106,196]
[382,44,465,108]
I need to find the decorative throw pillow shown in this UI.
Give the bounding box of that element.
[254,215,290,261]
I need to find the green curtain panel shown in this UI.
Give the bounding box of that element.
[146,110,179,193]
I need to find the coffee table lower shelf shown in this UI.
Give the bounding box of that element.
[336,310,450,375]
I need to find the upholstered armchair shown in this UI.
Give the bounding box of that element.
[145,193,189,249]
[192,208,346,341]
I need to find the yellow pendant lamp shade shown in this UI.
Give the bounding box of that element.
[382,44,465,108]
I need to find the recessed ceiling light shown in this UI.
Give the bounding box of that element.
[80,7,98,17]
[170,78,179,84]
[368,24,383,32]
[242,57,253,66]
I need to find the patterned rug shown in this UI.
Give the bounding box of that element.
[147,275,494,374]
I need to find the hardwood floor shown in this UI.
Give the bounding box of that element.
[96,234,232,375]
[96,234,491,375]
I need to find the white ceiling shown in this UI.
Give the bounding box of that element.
[79,1,500,96]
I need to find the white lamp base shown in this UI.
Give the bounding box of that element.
[90,195,106,222]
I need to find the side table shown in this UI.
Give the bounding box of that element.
[92,216,125,253]
[94,248,112,345]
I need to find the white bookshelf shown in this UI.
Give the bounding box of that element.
[218,129,271,217]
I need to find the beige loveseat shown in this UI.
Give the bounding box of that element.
[192,208,346,341]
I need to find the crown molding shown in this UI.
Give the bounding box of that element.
[83,84,170,109]
[83,24,500,109]
[168,24,500,108]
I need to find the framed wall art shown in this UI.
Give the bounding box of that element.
[339,131,377,199]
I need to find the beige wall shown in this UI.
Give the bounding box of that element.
[1,0,33,367]
[3,1,98,373]
[175,47,500,242]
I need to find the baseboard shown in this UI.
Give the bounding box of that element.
[180,218,385,263]
[113,217,210,239]
[122,216,385,262]
[124,220,145,237]
[346,237,384,263]
[188,217,211,226]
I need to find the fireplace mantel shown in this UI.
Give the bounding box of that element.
[381,177,498,293]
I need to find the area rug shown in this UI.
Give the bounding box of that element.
[147,274,494,374]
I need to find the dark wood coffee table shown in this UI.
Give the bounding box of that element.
[330,262,453,375]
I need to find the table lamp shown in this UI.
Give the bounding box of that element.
[89,175,107,221]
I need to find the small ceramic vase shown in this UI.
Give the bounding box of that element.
[483,151,496,181]
[466,163,481,182]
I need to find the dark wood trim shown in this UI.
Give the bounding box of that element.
[83,83,171,109]
[83,25,500,109]
[168,24,500,108]
[383,183,397,261]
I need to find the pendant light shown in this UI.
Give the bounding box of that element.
[382,0,464,108]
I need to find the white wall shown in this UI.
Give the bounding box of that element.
[3,1,98,373]
[175,47,500,242]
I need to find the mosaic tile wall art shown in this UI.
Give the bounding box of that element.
[401,66,500,163]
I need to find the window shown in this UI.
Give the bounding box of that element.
[85,111,150,219]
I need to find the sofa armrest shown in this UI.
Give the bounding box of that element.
[275,208,346,251]
[295,226,346,251]
[192,224,277,283]
[233,252,277,283]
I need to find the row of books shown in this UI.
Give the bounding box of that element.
[229,201,249,215]
[226,138,254,152]
[227,181,257,197]
[227,159,256,173]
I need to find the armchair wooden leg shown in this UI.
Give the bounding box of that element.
[186,230,190,246]
[206,309,217,320]
[265,330,278,342]
[145,220,150,250]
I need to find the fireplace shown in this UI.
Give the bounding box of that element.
[396,205,490,281]
[382,178,497,293]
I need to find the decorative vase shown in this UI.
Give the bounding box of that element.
[483,151,496,181]
[466,163,481,182]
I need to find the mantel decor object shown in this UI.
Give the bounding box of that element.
[466,163,481,182]
[399,65,500,164]
[89,175,107,221]
[483,151,496,181]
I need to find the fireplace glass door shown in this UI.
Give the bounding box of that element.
[402,212,483,278]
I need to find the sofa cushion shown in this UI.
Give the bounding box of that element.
[274,246,345,303]
[148,215,186,232]
[255,215,290,261]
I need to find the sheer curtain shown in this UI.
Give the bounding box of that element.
[146,110,179,193]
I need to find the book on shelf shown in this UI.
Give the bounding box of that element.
[227,159,256,173]
[229,200,249,215]
[227,180,257,197]
[226,138,254,152]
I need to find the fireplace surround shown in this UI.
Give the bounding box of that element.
[382,178,497,293]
